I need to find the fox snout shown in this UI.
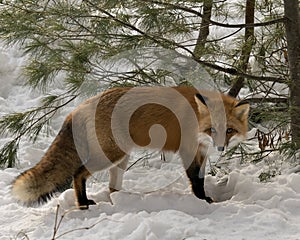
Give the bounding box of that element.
[217,146,225,152]
[198,131,244,153]
[213,136,226,152]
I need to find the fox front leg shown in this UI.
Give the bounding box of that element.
[185,158,213,203]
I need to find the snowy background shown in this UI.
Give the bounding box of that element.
[1,39,300,240]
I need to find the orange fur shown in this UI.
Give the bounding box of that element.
[12,86,249,207]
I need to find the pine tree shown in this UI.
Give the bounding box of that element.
[0,0,296,168]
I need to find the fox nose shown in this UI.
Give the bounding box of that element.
[217,146,225,152]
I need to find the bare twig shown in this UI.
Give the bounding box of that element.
[126,152,158,171]
[246,97,288,104]
[54,218,114,239]
[51,205,61,240]
[15,231,30,240]
[51,205,122,240]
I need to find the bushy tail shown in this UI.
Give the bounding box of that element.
[11,115,82,205]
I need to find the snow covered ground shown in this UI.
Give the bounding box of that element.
[1,46,300,240]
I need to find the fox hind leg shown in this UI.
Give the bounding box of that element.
[109,155,129,193]
[73,166,96,209]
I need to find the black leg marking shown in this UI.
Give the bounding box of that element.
[76,178,96,209]
[73,166,96,209]
[186,162,213,203]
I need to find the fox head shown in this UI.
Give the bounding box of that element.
[194,92,249,152]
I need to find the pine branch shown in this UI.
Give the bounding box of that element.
[83,0,287,84]
[144,0,286,29]
[0,140,19,168]
[0,0,292,167]
[0,92,77,168]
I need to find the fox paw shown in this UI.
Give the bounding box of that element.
[109,187,120,193]
[205,196,214,204]
[78,199,96,210]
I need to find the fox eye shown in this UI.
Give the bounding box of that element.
[210,127,217,133]
[226,128,235,134]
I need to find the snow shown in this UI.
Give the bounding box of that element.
[1,164,300,239]
[1,45,300,240]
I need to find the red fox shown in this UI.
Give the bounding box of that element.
[12,86,249,208]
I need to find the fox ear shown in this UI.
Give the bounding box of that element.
[195,93,208,106]
[234,100,250,121]
[194,93,208,114]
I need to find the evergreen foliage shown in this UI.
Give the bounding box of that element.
[0,0,297,168]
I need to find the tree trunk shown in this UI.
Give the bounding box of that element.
[228,0,255,97]
[193,0,213,59]
[284,0,300,148]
